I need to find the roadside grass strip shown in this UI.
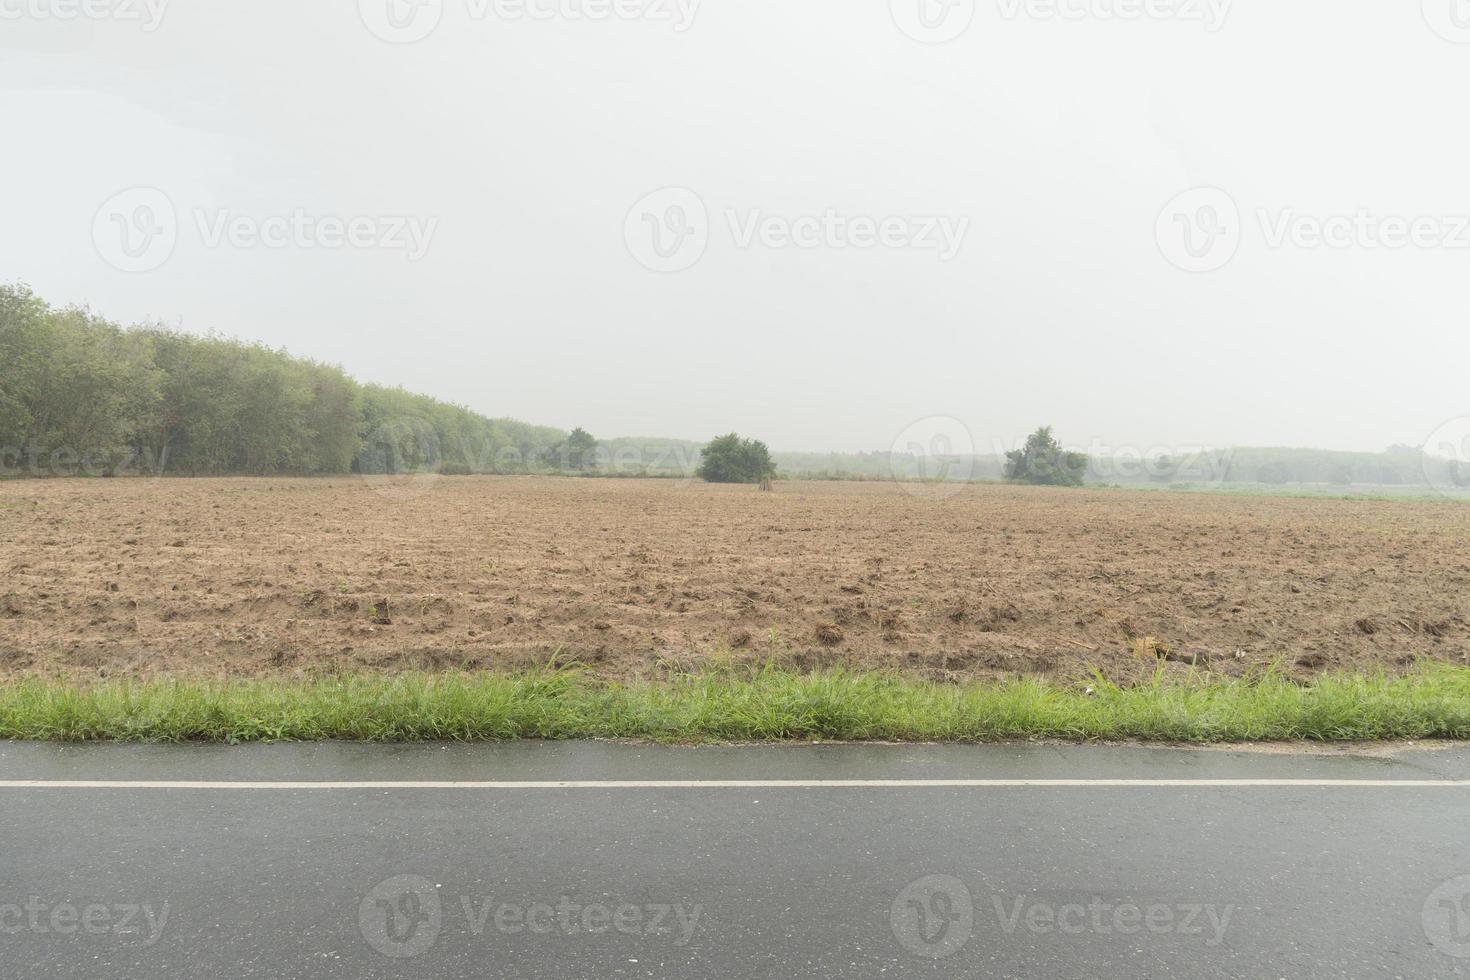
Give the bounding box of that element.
[1,665,1468,743]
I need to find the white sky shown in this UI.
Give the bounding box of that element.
[3,0,1468,454]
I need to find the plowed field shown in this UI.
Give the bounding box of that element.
[3,476,1468,681]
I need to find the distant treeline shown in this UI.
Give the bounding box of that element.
[766,447,1448,488]
[0,284,567,478]
[754,446,1447,489]
[2,283,1458,489]
[1180,446,1434,488]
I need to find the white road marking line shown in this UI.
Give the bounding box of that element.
[0,779,1468,790]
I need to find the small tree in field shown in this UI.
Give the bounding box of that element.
[698,433,775,484]
[1004,426,1087,487]
[542,426,598,471]
[564,427,597,469]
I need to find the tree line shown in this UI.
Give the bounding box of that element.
[0,284,569,478]
[6,283,1449,490]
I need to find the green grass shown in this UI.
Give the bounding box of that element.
[1,666,1468,743]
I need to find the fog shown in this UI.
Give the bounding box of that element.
[3,0,1467,455]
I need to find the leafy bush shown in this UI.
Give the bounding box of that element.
[1003,426,1086,487]
[697,433,775,484]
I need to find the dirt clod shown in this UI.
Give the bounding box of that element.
[814,623,845,646]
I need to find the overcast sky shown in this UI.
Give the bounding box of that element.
[3,0,1468,455]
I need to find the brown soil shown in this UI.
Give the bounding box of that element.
[3,476,1469,682]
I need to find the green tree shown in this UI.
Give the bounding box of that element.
[0,285,50,452]
[1,289,162,475]
[0,283,611,481]
[543,426,598,471]
[566,427,597,469]
[1003,426,1087,487]
[698,433,775,484]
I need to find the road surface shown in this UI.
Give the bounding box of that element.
[2,741,1469,978]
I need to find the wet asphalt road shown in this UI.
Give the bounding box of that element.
[2,741,1470,979]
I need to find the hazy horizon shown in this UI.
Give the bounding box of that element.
[5,1,1468,456]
